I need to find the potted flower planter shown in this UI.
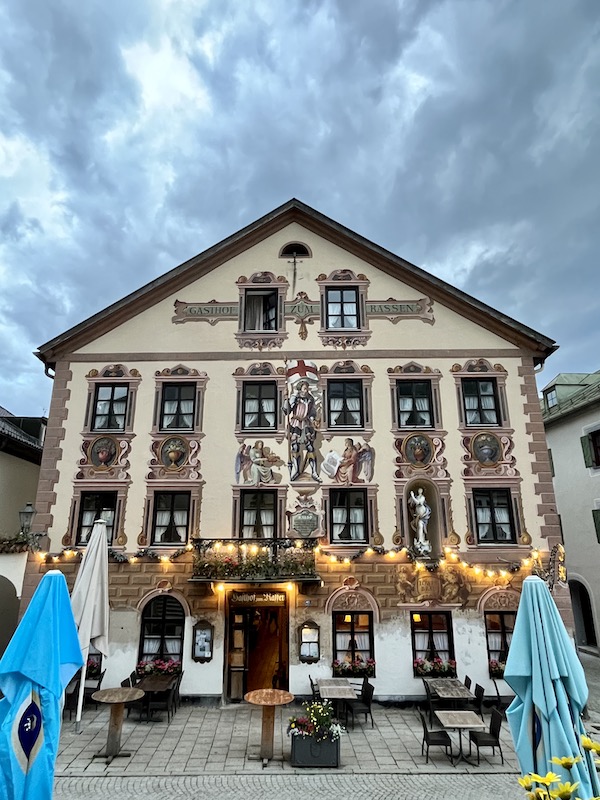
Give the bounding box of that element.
[290,735,340,768]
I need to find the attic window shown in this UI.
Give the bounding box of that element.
[545,388,558,409]
[279,242,311,258]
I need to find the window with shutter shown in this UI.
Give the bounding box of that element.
[581,433,600,468]
[593,509,600,544]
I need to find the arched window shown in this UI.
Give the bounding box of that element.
[279,242,311,258]
[139,595,185,663]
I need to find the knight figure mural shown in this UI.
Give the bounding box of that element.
[409,486,432,556]
[284,360,321,482]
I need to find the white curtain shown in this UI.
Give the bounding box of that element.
[488,632,502,659]
[414,631,429,658]
[155,510,171,542]
[94,400,110,429]
[349,507,365,540]
[173,510,187,542]
[245,398,259,427]
[243,509,257,537]
[245,295,264,330]
[465,395,480,424]
[342,302,357,328]
[494,505,511,540]
[332,507,347,540]
[432,631,449,658]
[481,392,498,424]
[261,398,275,427]
[162,399,178,428]
[329,397,343,425]
[260,508,274,538]
[346,396,361,425]
[328,301,342,328]
[476,505,492,540]
[143,637,161,656]
[165,638,181,656]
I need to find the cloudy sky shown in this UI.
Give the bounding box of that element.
[1,0,598,416]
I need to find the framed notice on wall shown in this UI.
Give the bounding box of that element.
[192,620,214,663]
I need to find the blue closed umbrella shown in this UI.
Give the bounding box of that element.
[0,570,83,800]
[504,575,600,795]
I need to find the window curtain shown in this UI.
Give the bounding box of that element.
[481,393,498,424]
[342,302,357,327]
[465,395,480,424]
[332,506,347,540]
[165,638,181,657]
[243,508,257,537]
[142,637,161,657]
[432,631,449,658]
[476,505,492,539]
[245,295,264,330]
[154,510,171,542]
[487,632,503,659]
[260,507,275,538]
[328,301,342,328]
[173,510,188,542]
[244,398,259,427]
[94,400,110,428]
[354,632,369,654]
[414,631,429,658]
[329,397,343,425]
[162,399,178,428]
[349,506,365,540]
[179,398,194,428]
[261,398,275,427]
[493,505,511,539]
[346,396,361,425]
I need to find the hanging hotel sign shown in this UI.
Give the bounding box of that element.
[230,590,286,606]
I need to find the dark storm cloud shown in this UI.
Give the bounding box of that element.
[0,0,598,414]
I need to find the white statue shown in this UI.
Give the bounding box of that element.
[409,487,432,553]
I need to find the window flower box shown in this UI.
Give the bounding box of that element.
[489,659,506,679]
[332,658,375,678]
[136,658,182,677]
[413,657,456,677]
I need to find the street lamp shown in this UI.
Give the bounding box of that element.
[19,502,37,536]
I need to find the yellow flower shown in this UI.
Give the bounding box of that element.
[580,735,600,752]
[550,756,582,770]
[519,775,535,790]
[549,782,579,799]
[531,772,561,786]
[533,790,549,800]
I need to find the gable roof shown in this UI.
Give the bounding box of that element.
[36,198,557,367]
[543,371,600,425]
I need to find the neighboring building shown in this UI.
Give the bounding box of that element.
[542,371,600,652]
[0,406,46,654]
[23,199,565,701]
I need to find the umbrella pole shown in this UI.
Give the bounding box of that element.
[75,646,90,732]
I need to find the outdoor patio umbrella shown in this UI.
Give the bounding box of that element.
[70,518,110,730]
[0,570,83,800]
[504,575,600,796]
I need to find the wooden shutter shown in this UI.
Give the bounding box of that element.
[593,509,600,544]
[581,435,594,467]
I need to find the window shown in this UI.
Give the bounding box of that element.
[581,430,600,469]
[160,383,195,431]
[330,489,367,543]
[279,242,311,258]
[139,595,184,663]
[244,289,278,331]
[333,611,374,666]
[545,388,558,409]
[327,380,363,427]
[242,382,277,430]
[298,620,320,663]
[462,379,499,426]
[77,492,116,545]
[473,489,516,543]
[411,611,454,665]
[240,490,277,538]
[151,492,190,545]
[397,381,433,427]
[91,384,129,431]
[485,611,515,664]
[326,288,359,329]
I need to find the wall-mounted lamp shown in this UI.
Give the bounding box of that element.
[19,502,37,536]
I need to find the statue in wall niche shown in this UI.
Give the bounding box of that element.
[409,487,432,556]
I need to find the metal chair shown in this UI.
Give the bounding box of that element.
[468,708,504,764]
[345,680,375,729]
[64,678,80,721]
[463,675,472,690]
[473,682,486,717]
[147,683,177,723]
[308,675,320,701]
[417,711,452,764]
[84,669,106,710]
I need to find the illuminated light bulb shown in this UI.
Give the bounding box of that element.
[52,556,59,562]
[365,548,374,555]
[251,545,258,554]
[387,550,396,558]
[474,567,482,575]
[500,570,508,578]
[214,542,222,551]
[444,546,451,554]
[487,570,495,578]
[295,540,302,548]
[186,543,193,551]
[63,549,73,558]
[330,555,337,563]
[450,553,459,561]
[461,561,468,568]
[129,557,137,564]
[401,547,408,553]
[217,583,224,592]
[38,552,47,560]
[240,543,247,551]
[343,558,350,565]
[438,559,446,567]
[227,544,235,553]
[160,555,170,563]
[522,558,531,568]
[314,545,320,553]
[262,546,268,552]
[415,561,424,570]
[531,549,539,559]
[287,583,294,591]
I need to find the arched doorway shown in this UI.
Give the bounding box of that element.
[569,579,597,648]
[0,576,20,656]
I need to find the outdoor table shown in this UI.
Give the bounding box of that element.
[435,710,486,766]
[92,687,145,764]
[244,688,294,766]
[136,674,177,721]
[317,678,357,720]
[428,679,474,706]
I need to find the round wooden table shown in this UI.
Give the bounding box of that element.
[244,688,294,765]
[92,687,145,764]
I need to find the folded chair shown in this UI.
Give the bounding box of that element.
[418,711,452,764]
[468,708,504,764]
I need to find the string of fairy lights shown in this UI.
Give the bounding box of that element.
[32,537,545,582]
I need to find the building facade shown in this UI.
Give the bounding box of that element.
[23,200,565,700]
[543,371,600,652]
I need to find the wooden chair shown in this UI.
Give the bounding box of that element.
[308,675,320,701]
[345,680,375,729]
[468,708,504,764]
[417,711,452,764]
[147,683,177,723]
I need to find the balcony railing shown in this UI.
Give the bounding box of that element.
[191,538,319,583]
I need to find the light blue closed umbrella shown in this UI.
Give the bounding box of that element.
[504,575,600,795]
[0,570,83,799]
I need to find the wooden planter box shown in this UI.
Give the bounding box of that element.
[290,735,340,768]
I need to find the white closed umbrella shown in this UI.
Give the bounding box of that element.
[70,519,110,730]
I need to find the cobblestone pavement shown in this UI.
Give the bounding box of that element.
[53,654,600,800]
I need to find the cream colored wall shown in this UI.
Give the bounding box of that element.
[0,451,40,538]
[45,220,546,552]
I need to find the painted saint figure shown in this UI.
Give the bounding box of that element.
[284,379,320,481]
[409,487,432,551]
